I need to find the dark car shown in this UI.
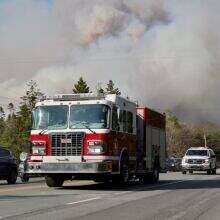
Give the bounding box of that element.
[166,157,182,172]
[0,147,18,184]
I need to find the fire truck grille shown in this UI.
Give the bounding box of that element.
[51,133,84,156]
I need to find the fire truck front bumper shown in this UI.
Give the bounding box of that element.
[26,161,113,175]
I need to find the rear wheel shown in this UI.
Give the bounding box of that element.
[142,165,160,184]
[45,176,64,187]
[7,169,17,184]
[148,166,159,183]
[189,170,193,174]
[182,171,187,174]
[212,167,217,175]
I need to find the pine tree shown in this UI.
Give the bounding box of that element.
[21,80,44,112]
[105,80,121,95]
[17,81,43,153]
[0,106,5,138]
[96,83,104,94]
[72,77,90,94]
[8,103,14,116]
[0,106,5,118]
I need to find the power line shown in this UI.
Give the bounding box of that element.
[0,52,219,64]
[0,95,20,103]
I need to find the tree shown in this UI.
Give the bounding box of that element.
[72,77,90,94]
[8,103,14,117]
[105,80,121,95]
[1,81,43,156]
[0,106,5,138]
[0,106,5,118]
[96,82,104,94]
[20,80,44,112]
[16,81,43,153]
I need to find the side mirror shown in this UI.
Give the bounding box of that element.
[117,108,120,120]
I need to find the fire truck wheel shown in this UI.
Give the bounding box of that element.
[45,176,64,187]
[111,155,129,185]
[144,166,159,184]
[118,154,130,185]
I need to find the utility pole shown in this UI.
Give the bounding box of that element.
[204,131,207,148]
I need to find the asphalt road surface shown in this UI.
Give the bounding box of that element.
[0,171,220,220]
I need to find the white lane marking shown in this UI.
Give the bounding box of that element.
[67,197,100,205]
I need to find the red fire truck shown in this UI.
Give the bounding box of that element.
[27,93,166,187]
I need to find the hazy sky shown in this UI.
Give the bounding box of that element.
[0,0,220,123]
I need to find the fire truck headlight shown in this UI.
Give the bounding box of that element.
[88,141,107,154]
[32,141,46,155]
[32,147,46,155]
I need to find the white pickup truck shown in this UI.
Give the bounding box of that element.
[181,147,217,175]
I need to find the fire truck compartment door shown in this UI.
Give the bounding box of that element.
[43,156,82,163]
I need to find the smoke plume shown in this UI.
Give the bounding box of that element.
[0,0,220,123]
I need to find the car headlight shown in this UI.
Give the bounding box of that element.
[205,159,210,163]
[88,141,107,154]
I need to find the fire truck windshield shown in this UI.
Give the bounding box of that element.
[32,105,69,130]
[70,104,110,129]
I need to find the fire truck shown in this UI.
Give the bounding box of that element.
[27,93,166,187]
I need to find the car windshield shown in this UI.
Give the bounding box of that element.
[32,105,69,130]
[186,150,208,156]
[70,104,110,129]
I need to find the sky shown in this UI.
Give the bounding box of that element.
[0,0,220,123]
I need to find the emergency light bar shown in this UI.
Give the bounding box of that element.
[41,93,105,101]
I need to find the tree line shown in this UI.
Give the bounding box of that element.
[0,78,120,158]
[0,77,220,159]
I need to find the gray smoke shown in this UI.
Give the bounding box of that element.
[0,0,220,123]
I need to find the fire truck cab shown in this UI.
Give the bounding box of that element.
[28,93,166,187]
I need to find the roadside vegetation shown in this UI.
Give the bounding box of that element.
[0,77,219,159]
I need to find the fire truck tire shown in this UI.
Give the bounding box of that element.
[143,164,159,184]
[112,154,129,185]
[45,176,64,187]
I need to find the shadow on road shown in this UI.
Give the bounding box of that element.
[59,177,220,192]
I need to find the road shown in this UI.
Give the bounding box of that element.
[0,171,220,220]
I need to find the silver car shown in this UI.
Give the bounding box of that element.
[181,147,217,174]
